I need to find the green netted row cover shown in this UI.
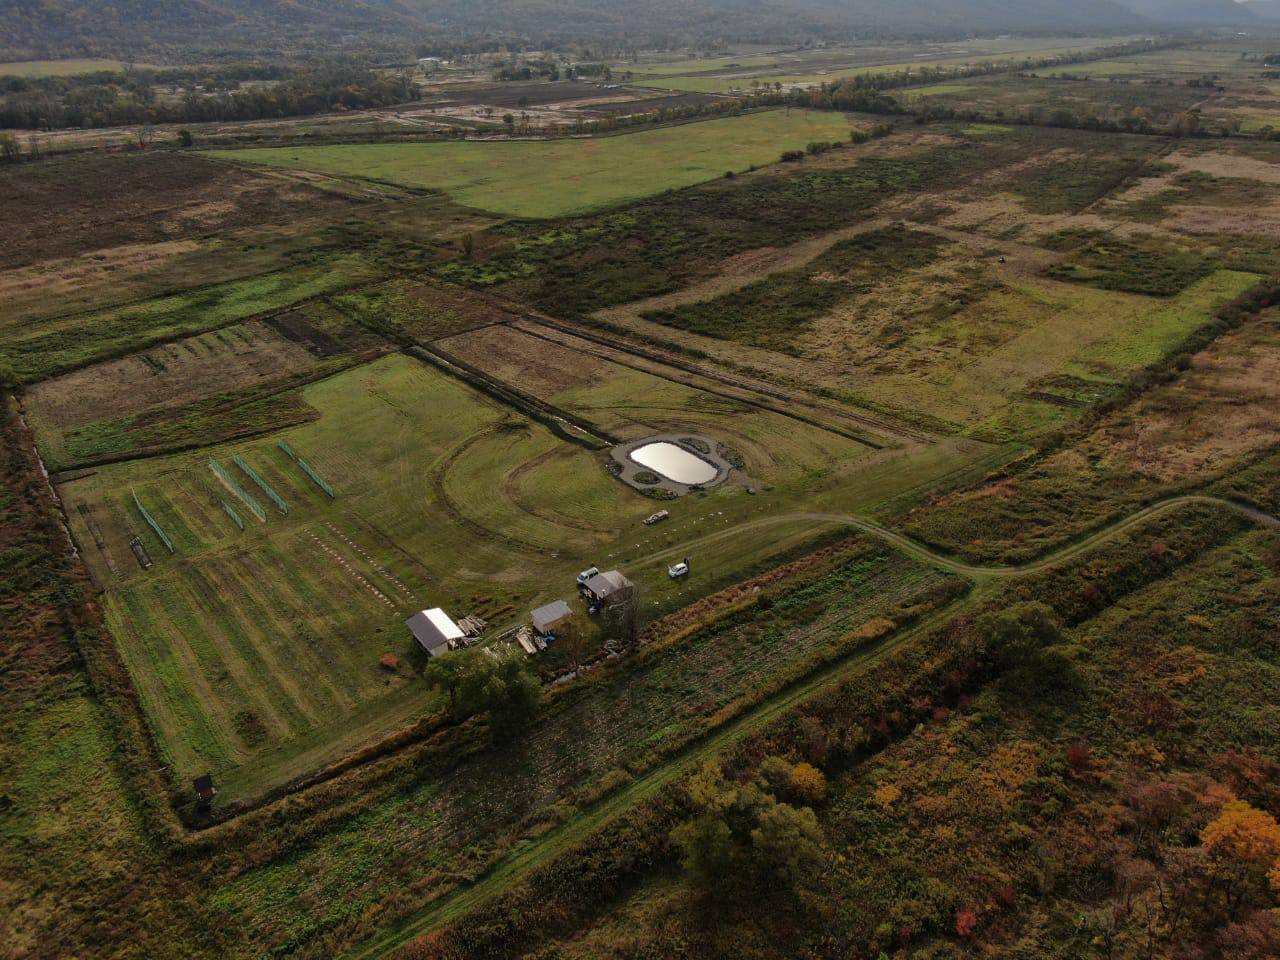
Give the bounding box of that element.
[209,459,266,522]
[132,491,175,554]
[222,501,245,530]
[232,454,288,514]
[278,440,336,498]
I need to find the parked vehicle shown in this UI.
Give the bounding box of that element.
[643,510,670,526]
[668,559,690,579]
[576,565,600,586]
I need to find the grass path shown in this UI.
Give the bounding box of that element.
[632,495,1280,579]
[342,493,1279,959]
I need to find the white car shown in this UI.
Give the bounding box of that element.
[668,561,689,579]
[577,566,600,586]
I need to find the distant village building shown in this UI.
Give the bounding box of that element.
[405,608,464,657]
[580,570,634,608]
[531,599,573,636]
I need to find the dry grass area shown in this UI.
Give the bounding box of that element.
[334,277,525,342]
[1100,145,1280,236]
[773,224,1049,368]
[596,218,893,323]
[438,323,613,395]
[0,152,353,268]
[26,321,315,433]
[927,193,1115,244]
[1165,147,1280,185]
[0,240,203,310]
[1083,309,1280,482]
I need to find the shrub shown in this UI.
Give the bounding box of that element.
[788,762,828,806]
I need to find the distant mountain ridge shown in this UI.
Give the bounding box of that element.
[3,0,1153,58]
[1,0,1267,59]
[1237,0,1280,21]
[1117,0,1258,26]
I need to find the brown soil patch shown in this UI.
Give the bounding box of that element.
[930,193,1171,246]
[0,239,200,308]
[1169,204,1280,237]
[0,152,354,269]
[361,278,525,341]
[795,245,1005,369]
[1077,311,1280,482]
[1168,148,1280,185]
[439,324,613,395]
[24,320,318,434]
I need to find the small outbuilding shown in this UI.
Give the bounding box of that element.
[405,608,464,657]
[581,569,635,607]
[531,599,573,636]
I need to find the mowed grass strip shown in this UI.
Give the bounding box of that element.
[108,590,235,771]
[204,110,854,219]
[1071,269,1263,373]
[208,555,363,716]
[247,536,393,692]
[854,269,1263,437]
[155,574,298,746]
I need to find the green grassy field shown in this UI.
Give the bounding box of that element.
[0,57,163,76]
[1050,46,1254,80]
[61,349,958,802]
[203,110,855,218]
[650,44,1125,94]
[858,270,1262,440]
[631,38,1127,91]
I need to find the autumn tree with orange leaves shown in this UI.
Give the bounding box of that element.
[1201,800,1280,918]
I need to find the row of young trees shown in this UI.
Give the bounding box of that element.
[0,62,416,131]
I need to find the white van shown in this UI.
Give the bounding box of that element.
[576,566,600,586]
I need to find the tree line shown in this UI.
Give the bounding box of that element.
[777,38,1279,141]
[0,61,416,130]
[785,37,1176,107]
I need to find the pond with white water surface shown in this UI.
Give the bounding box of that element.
[629,441,718,485]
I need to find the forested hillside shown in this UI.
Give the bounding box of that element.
[4,0,1151,59]
[1120,0,1259,26]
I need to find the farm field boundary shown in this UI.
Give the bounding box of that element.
[510,313,927,444]
[508,317,897,447]
[407,342,617,448]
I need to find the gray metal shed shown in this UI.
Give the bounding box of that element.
[531,599,573,635]
[405,608,464,657]
[581,570,634,606]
